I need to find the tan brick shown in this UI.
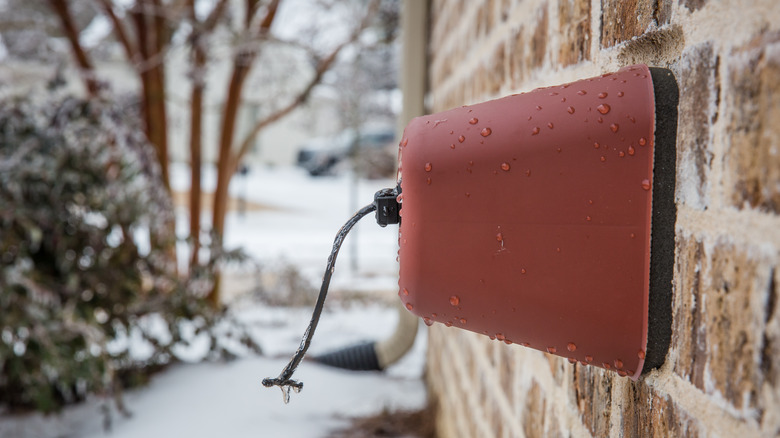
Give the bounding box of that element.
[522,381,546,438]
[601,0,674,48]
[617,382,702,437]
[676,42,718,210]
[760,268,780,434]
[508,26,527,88]
[488,42,505,95]
[574,364,613,436]
[672,235,707,388]
[558,0,591,66]
[530,3,549,69]
[673,235,775,414]
[726,32,780,213]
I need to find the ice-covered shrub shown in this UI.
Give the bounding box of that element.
[0,96,257,413]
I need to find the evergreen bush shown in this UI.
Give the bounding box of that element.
[0,96,256,413]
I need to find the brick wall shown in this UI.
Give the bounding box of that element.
[423,1,780,436]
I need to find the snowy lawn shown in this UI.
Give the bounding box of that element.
[1,166,428,438]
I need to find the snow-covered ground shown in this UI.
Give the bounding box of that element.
[1,166,428,438]
[175,163,401,295]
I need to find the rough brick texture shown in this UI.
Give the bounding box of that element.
[424,0,780,437]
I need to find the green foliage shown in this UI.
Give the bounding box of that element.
[0,96,258,413]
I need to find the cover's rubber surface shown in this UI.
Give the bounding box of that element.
[397,64,676,380]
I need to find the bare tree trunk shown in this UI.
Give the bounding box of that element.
[131,2,170,191]
[212,64,249,239]
[208,0,282,306]
[208,62,248,306]
[187,0,229,270]
[188,39,205,269]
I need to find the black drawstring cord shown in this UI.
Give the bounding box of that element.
[262,202,379,403]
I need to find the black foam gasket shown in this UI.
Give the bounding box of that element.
[643,67,678,373]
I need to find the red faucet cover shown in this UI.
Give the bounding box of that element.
[397,65,663,380]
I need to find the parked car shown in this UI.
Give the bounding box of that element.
[296,127,396,178]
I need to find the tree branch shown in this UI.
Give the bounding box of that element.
[231,0,380,171]
[48,0,101,96]
[203,0,230,31]
[96,0,138,62]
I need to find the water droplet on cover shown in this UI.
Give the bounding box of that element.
[460,318,467,324]
[403,288,409,296]
[406,303,414,311]
[401,138,408,147]
[585,355,593,363]
[619,151,625,157]
[600,156,606,162]
[567,106,575,114]
[547,346,557,354]
[617,91,624,97]
[617,370,627,377]
[602,362,611,369]
[614,359,623,369]
[598,92,608,99]
[597,104,611,114]
[586,215,592,221]
[610,123,619,133]
[641,179,651,190]
[496,232,504,242]
[638,350,645,359]
[425,162,432,172]
[567,342,577,352]
[594,142,600,149]
[531,127,540,135]
[630,233,636,238]
[521,268,527,274]
[423,317,434,326]
[639,137,647,146]
[536,105,543,111]
[496,333,506,341]
[501,163,510,171]
[469,117,479,125]
[450,143,456,149]
[628,145,635,156]
[480,127,492,137]
[444,321,453,327]
[458,135,466,143]
[577,90,587,95]
[568,358,578,364]
[547,122,554,129]
[449,296,460,306]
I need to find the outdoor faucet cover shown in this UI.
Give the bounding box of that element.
[396,64,677,380]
